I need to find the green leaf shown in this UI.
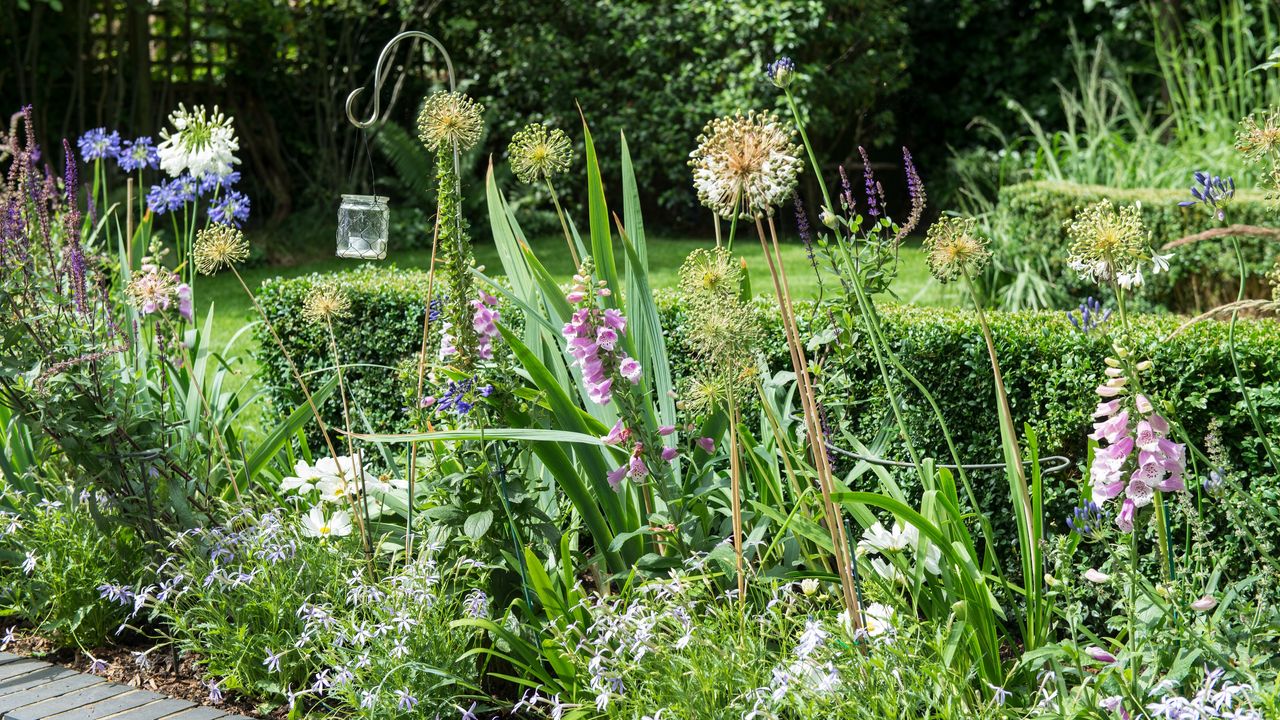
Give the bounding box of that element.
[463,509,494,540]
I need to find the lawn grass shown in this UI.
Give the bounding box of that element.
[200,235,958,355]
[194,234,960,424]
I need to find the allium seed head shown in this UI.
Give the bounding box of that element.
[508,124,573,184]
[923,216,990,283]
[416,92,485,153]
[1064,200,1150,285]
[302,284,351,325]
[689,111,803,220]
[193,223,249,275]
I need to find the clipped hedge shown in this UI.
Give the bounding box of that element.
[257,267,1280,573]
[997,180,1279,312]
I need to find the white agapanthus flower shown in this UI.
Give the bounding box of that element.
[301,506,352,539]
[157,104,240,179]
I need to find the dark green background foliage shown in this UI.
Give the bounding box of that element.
[3,0,1153,227]
[258,267,1280,578]
[997,181,1280,313]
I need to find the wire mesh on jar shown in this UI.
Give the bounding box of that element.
[336,194,389,260]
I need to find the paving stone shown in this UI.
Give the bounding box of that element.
[155,707,232,720]
[0,663,49,684]
[0,672,101,714]
[0,668,80,699]
[4,678,123,719]
[43,688,165,719]
[104,698,196,720]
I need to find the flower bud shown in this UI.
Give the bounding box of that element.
[1083,568,1110,583]
[1191,595,1218,612]
[800,578,819,596]
[1136,360,1153,372]
[820,207,837,228]
[1085,646,1117,664]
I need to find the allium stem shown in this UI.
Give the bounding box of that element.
[728,392,745,601]
[756,214,861,628]
[326,317,375,563]
[407,201,445,560]
[545,178,580,267]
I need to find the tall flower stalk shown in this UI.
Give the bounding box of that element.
[690,110,861,625]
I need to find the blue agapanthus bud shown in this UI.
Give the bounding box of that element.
[1067,501,1108,541]
[1203,469,1227,497]
[767,57,796,89]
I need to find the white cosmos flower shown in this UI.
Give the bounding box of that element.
[862,603,895,637]
[301,506,352,539]
[317,476,355,504]
[157,104,240,179]
[280,459,335,495]
[859,520,942,575]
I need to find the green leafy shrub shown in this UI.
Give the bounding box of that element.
[256,268,1280,576]
[997,180,1279,312]
[0,485,150,648]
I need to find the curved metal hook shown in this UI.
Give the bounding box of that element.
[345,31,457,129]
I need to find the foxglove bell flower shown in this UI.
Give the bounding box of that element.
[470,292,501,360]
[561,266,641,406]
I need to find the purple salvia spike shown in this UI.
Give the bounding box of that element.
[838,165,854,213]
[858,146,879,218]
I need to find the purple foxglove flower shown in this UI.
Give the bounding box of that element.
[658,425,676,436]
[1090,410,1130,443]
[177,283,193,322]
[696,437,715,454]
[1093,399,1122,418]
[606,464,628,489]
[601,420,629,446]
[1116,499,1136,533]
[1096,384,1125,398]
[619,357,642,383]
[661,446,679,462]
[1085,646,1117,664]
[1083,568,1110,583]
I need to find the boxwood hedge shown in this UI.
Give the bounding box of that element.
[997,180,1279,313]
[257,266,1280,574]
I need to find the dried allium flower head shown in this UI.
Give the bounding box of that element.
[508,124,573,184]
[923,216,990,283]
[126,265,178,315]
[302,284,351,325]
[193,223,249,275]
[1236,109,1280,164]
[689,111,803,220]
[416,92,485,153]
[1064,200,1150,286]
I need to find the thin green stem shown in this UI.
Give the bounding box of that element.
[1227,236,1280,473]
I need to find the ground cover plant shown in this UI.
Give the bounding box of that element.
[5,6,1280,720]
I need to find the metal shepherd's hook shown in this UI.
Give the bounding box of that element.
[345,31,457,129]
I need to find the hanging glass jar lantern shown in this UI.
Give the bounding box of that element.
[340,31,457,260]
[336,194,389,259]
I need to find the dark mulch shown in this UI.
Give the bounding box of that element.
[3,628,284,719]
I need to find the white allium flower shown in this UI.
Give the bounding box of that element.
[157,104,240,179]
[301,506,352,539]
[689,111,803,220]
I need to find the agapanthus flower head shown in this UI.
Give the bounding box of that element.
[209,189,251,227]
[193,223,249,275]
[1178,171,1235,221]
[1067,296,1111,333]
[416,91,485,153]
[689,110,803,220]
[1065,199,1151,286]
[199,170,240,194]
[923,215,990,283]
[116,136,159,172]
[77,128,120,161]
[508,123,573,184]
[1066,501,1107,541]
[1236,109,1280,164]
[302,284,351,325]
[157,104,240,179]
[766,56,796,89]
[146,179,182,215]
